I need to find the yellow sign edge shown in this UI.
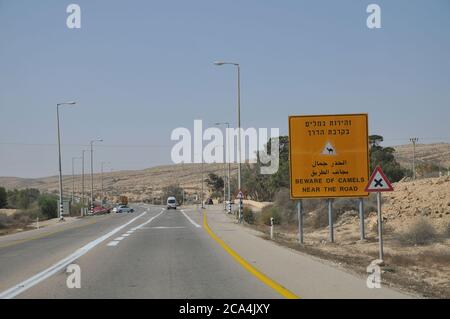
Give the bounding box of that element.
[288,113,370,200]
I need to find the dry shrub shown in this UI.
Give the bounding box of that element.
[370,219,393,234]
[387,250,450,266]
[243,207,255,225]
[398,218,440,246]
[259,205,282,225]
[309,209,329,229]
[445,222,450,238]
[0,213,13,229]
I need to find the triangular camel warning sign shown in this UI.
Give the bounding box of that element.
[321,142,337,156]
[365,166,394,192]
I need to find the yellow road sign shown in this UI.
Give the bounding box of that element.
[289,114,369,199]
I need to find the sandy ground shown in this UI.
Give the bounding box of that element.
[246,177,450,298]
[259,222,450,298]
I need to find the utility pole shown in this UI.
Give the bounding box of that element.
[81,150,88,216]
[56,101,76,221]
[201,155,204,209]
[71,157,81,204]
[181,161,185,205]
[214,61,242,216]
[101,161,110,206]
[223,154,226,208]
[215,122,231,211]
[90,138,103,214]
[410,137,419,180]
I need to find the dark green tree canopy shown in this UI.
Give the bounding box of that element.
[205,173,224,197]
[0,187,7,208]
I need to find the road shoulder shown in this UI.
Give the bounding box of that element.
[205,207,415,299]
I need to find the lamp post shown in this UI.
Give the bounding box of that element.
[201,154,204,209]
[71,156,82,203]
[410,137,419,180]
[81,149,89,216]
[90,138,103,214]
[215,122,231,209]
[56,101,76,221]
[101,161,111,206]
[213,62,241,192]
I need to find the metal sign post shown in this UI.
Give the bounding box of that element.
[365,166,394,262]
[297,200,304,244]
[359,198,365,240]
[376,192,384,261]
[328,199,334,243]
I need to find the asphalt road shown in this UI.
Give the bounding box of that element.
[0,205,279,299]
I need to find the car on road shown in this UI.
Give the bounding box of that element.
[113,205,134,213]
[92,206,111,215]
[167,196,177,209]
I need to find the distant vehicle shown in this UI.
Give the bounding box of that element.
[92,206,110,215]
[113,205,134,213]
[205,198,213,205]
[167,197,177,209]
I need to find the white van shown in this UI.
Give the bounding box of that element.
[167,196,177,209]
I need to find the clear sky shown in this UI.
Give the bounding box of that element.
[1,0,449,178]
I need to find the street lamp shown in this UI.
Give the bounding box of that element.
[213,61,241,192]
[71,156,82,203]
[410,137,419,180]
[90,138,103,214]
[215,122,231,211]
[81,149,89,216]
[201,152,204,209]
[56,101,76,221]
[101,161,111,205]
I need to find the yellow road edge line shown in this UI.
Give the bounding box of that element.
[0,219,98,249]
[203,212,299,299]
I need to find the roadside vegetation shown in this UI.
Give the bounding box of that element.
[397,218,441,246]
[0,187,57,232]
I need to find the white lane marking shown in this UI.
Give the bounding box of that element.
[0,211,148,299]
[114,237,125,241]
[129,209,165,231]
[122,234,130,237]
[180,210,201,228]
[107,241,119,246]
[126,231,134,234]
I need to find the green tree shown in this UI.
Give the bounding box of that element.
[38,194,57,219]
[205,173,224,197]
[241,136,289,201]
[0,187,7,208]
[6,188,40,209]
[369,135,406,182]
